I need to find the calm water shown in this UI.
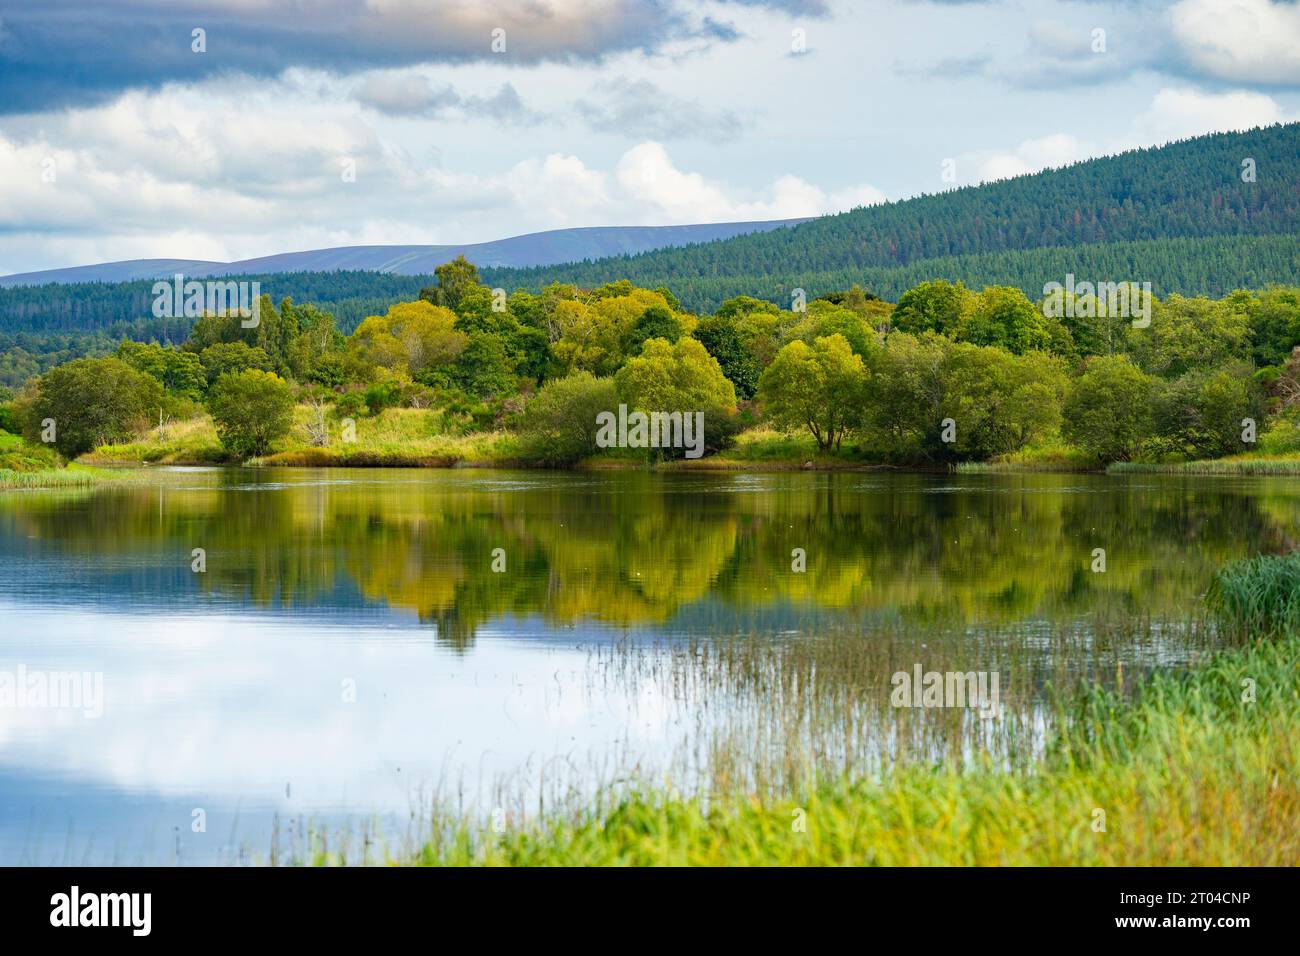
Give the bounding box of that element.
[0,467,1291,863]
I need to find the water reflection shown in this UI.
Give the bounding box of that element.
[3,469,1293,644]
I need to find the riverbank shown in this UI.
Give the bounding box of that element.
[368,555,1299,867]
[0,431,120,488]
[21,407,1299,476]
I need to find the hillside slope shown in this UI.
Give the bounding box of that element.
[487,124,1300,297]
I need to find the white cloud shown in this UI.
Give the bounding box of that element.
[614,142,883,221]
[954,86,1294,187]
[1130,86,1290,143]
[1171,0,1300,85]
[971,132,1094,183]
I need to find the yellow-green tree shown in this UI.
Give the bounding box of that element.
[758,334,867,452]
[348,300,466,381]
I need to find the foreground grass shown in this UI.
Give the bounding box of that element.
[382,556,1300,866]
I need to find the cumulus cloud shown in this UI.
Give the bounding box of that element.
[952,86,1295,186]
[614,142,883,221]
[1170,0,1300,85]
[1129,86,1291,142]
[0,71,881,272]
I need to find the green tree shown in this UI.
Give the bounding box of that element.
[1063,355,1157,463]
[615,337,737,416]
[892,280,969,336]
[1247,287,1300,369]
[420,255,482,312]
[625,306,684,355]
[22,357,163,458]
[1131,294,1250,379]
[758,334,867,452]
[115,341,206,399]
[941,344,1067,460]
[1151,362,1263,459]
[693,316,761,399]
[199,342,273,386]
[861,332,951,462]
[454,333,516,398]
[954,285,1054,354]
[207,369,295,458]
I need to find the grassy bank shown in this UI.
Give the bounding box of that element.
[1110,454,1300,475]
[66,408,1300,475]
[0,430,120,488]
[0,466,113,489]
[371,556,1299,867]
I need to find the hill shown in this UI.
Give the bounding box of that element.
[0,220,808,289]
[482,124,1300,309]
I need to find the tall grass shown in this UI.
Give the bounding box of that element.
[1110,456,1300,475]
[381,630,1297,866]
[1207,551,1300,637]
[0,468,99,488]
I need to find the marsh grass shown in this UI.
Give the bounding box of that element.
[957,436,1097,473]
[1207,550,1300,637]
[83,415,226,465]
[581,615,1218,798]
[368,624,1293,866]
[0,466,111,488]
[1110,455,1300,475]
[282,608,1278,866]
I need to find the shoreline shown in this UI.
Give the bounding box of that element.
[73,450,1300,477]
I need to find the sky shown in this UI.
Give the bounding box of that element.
[0,0,1297,274]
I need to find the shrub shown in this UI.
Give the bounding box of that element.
[21,357,163,458]
[207,369,295,458]
[517,372,618,466]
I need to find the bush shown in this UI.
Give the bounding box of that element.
[0,401,18,435]
[21,357,163,458]
[517,372,618,466]
[207,369,295,458]
[333,390,368,420]
[1063,355,1156,464]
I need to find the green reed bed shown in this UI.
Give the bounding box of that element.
[310,592,1300,867]
[1109,457,1300,475]
[385,629,1295,865]
[0,466,114,488]
[1207,551,1300,637]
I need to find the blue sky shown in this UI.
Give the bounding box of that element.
[1,0,1297,273]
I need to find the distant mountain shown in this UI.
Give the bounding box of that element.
[0,220,809,288]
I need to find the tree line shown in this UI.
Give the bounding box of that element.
[2,251,1298,469]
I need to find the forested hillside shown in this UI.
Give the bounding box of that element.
[488,125,1300,299]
